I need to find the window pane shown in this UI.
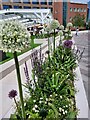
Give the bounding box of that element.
[14,6,20,8]
[32,0,39,4]
[13,0,20,2]
[24,6,31,9]
[84,9,86,12]
[74,8,77,12]
[2,0,9,2]
[23,0,30,3]
[70,8,72,12]
[3,5,10,9]
[48,0,52,5]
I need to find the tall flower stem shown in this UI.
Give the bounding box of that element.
[14,97,20,115]
[53,29,55,53]
[13,52,25,119]
[59,35,61,46]
[53,29,56,84]
[47,32,50,62]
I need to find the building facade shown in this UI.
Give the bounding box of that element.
[0,0,53,11]
[54,1,87,26]
[0,0,88,26]
[67,2,87,23]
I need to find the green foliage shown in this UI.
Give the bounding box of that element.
[11,44,77,119]
[72,14,85,27]
[0,41,40,64]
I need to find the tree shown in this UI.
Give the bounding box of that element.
[72,14,85,27]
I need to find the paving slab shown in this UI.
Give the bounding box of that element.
[73,31,90,109]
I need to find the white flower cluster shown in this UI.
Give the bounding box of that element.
[0,20,30,53]
[32,104,39,113]
[59,30,63,36]
[67,22,73,28]
[59,107,68,115]
[45,25,51,32]
[60,25,64,30]
[50,19,60,30]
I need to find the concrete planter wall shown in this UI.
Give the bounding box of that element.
[0,36,89,119]
[74,65,89,119]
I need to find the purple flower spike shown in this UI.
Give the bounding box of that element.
[8,89,17,99]
[63,40,73,48]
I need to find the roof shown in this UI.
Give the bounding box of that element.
[0,9,51,14]
[70,1,87,5]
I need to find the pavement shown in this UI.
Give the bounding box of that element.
[72,30,90,109]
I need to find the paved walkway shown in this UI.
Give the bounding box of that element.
[72,30,90,108]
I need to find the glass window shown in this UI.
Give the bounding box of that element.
[74,8,77,12]
[32,7,39,9]
[48,2,52,5]
[48,0,52,5]
[80,8,82,12]
[84,9,86,12]
[3,5,10,9]
[13,0,20,2]
[41,0,47,5]
[70,8,72,12]
[24,6,31,9]
[23,0,30,4]
[2,0,9,2]
[41,7,47,9]
[14,6,19,8]
[41,2,47,5]
[77,8,80,12]
[32,0,39,4]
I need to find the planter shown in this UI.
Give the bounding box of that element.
[74,65,89,119]
[0,35,88,119]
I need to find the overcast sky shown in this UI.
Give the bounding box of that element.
[71,0,90,3]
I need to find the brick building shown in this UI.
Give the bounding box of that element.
[54,1,87,26]
[67,2,87,22]
[0,0,53,11]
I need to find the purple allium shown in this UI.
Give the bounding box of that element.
[8,89,17,99]
[63,40,73,48]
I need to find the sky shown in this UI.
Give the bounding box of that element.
[71,0,90,3]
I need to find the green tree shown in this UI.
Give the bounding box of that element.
[72,14,85,27]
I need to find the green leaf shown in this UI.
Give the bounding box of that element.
[67,111,76,120]
[10,114,17,119]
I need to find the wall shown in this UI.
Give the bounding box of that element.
[53,1,63,24]
[67,2,87,23]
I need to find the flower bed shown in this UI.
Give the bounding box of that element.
[10,45,78,119]
[0,20,85,119]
